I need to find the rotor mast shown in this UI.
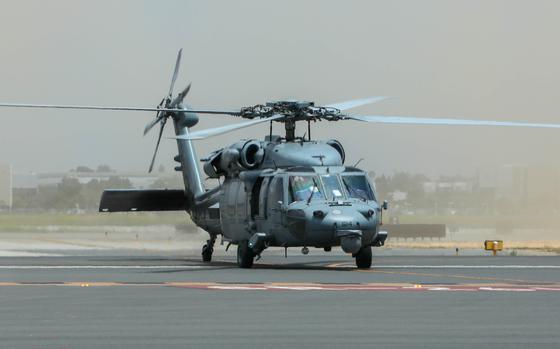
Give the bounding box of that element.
[285,119,296,142]
[252,100,319,142]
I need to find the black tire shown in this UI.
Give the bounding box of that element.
[237,241,254,268]
[355,245,372,269]
[201,244,213,262]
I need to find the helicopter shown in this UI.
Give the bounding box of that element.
[3,49,560,269]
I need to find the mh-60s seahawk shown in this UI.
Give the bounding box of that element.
[3,49,560,268]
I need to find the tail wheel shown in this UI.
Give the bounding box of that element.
[354,245,372,269]
[237,241,254,268]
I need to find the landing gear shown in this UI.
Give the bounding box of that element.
[237,240,254,268]
[354,245,372,269]
[201,235,216,262]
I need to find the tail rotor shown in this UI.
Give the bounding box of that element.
[144,49,192,172]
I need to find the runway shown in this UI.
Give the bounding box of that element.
[1,252,559,348]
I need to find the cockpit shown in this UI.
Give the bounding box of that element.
[249,167,377,224]
[288,171,376,204]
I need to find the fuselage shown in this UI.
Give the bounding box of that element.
[185,136,385,254]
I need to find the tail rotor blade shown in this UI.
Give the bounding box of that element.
[169,83,191,109]
[148,118,167,172]
[168,49,183,97]
[143,115,164,136]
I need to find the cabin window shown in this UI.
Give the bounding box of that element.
[224,180,239,218]
[289,175,324,202]
[259,177,270,217]
[321,175,345,201]
[251,177,264,218]
[341,175,375,201]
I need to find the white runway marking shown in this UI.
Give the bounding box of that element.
[0,250,63,257]
[0,265,207,269]
[374,265,560,269]
[0,264,556,270]
[177,284,560,292]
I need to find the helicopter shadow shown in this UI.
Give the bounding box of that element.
[148,258,354,273]
[91,256,355,273]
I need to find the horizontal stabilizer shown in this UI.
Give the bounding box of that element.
[99,189,188,212]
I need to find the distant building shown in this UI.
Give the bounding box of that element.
[423,181,470,193]
[0,164,12,209]
[12,172,38,190]
[496,165,528,203]
[30,171,178,189]
[476,164,560,213]
[390,190,408,202]
[526,166,560,212]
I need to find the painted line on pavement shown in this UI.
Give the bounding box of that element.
[329,264,560,269]
[0,281,559,292]
[376,265,560,269]
[0,265,208,269]
[0,264,557,270]
[180,283,560,292]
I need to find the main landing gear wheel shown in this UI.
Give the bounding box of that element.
[201,236,216,262]
[237,241,255,268]
[201,244,213,262]
[354,245,372,269]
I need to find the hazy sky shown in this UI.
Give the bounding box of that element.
[1,0,560,176]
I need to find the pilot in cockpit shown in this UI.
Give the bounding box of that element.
[289,175,324,202]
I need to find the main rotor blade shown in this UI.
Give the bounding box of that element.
[0,103,241,115]
[172,114,285,140]
[325,96,389,111]
[168,49,182,97]
[148,118,167,173]
[347,115,560,129]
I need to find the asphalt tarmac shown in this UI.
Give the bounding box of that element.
[1,252,559,349]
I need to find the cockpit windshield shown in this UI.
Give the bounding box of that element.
[321,175,344,201]
[341,175,376,201]
[289,173,376,203]
[289,175,324,202]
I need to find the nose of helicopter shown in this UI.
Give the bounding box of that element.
[286,202,379,253]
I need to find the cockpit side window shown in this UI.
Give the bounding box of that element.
[289,175,324,203]
[341,175,376,201]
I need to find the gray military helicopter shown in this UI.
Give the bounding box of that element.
[3,49,560,268]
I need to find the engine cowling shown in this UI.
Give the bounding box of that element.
[203,150,225,178]
[220,148,241,171]
[202,140,264,178]
[240,140,264,169]
[326,139,345,164]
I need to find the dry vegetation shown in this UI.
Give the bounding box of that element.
[386,240,560,253]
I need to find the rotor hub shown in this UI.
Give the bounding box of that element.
[240,100,342,121]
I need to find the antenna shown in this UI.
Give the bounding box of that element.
[353,158,364,168]
[312,155,325,166]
